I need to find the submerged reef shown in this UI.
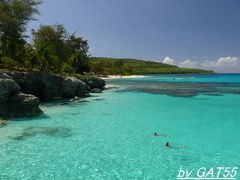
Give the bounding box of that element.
[10,126,72,140]
[115,81,240,97]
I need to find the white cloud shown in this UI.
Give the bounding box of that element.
[200,60,217,68]
[162,56,175,65]
[216,56,239,66]
[155,56,240,72]
[179,59,199,68]
[178,56,240,73]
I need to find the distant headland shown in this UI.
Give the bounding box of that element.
[89,57,214,75]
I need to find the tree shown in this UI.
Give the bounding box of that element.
[36,42,59,72]
[0,56,17,69]
[32,24,90,74]
[90,61,104,74]
[61,63,73,74]
[66,33,90,73]
[68,51,90,74]
[0,0,41,61]
[32,24,67,61]
[23,43,38,70]
[0,1,92,74]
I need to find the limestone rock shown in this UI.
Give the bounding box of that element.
[6,93,43,117]
[91,88,102,93]
[62,77,89,98]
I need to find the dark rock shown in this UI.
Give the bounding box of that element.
[77,76,106,90]
[19,72,63,100]
[91,88,102,93]
[0,71,106,118]
[0,119,7,127]
[0,77,42,117]
[62,77,89,98]
[6,93,43,117]
[0,71,96,101]
[0,78,20,98]
[69,96,81,102]
[0,71,23,82]
[0,71,63,100]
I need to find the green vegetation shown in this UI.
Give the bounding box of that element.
[89,57,214,75]
[0,0,213,75]
[0,0,90,74]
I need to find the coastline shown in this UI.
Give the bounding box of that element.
[1,73,240,179]
[0,70,106,119]
[101,75,150,80]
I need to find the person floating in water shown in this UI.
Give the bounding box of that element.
[154,132,168,137]
[165,142,187,149]
[165,142,171,148]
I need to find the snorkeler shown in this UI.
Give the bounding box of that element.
[165,142,171,148]
[165,142,187,149]
[154,132,168,137]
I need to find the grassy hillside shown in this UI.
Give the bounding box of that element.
[89,57,214,75]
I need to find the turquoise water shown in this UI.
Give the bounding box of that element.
[0,74,240,179]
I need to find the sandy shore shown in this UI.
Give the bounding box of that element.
[101,75,149,80]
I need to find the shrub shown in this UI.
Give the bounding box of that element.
[61,63,74,74]
[0,57,18,69]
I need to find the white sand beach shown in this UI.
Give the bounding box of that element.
[101,75,149,79]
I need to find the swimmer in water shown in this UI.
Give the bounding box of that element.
[165,142,171,148]
[165,142,187,149]
[153,132,168,137]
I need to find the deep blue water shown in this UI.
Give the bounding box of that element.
[0,74,240,179]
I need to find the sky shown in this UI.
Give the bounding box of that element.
[28,0,240,72]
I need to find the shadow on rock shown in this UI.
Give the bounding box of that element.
[10,126,72,140]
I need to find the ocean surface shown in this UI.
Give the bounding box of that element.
[0,74,240,179]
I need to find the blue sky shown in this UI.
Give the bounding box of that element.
[28,0,240,72]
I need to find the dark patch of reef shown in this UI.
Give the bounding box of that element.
[115,80,240,97]
[10,126,72,140]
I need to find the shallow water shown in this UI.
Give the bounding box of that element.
[0,74,240,179]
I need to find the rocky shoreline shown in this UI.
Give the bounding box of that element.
[0,71,105,118]
[0,119,7,127]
